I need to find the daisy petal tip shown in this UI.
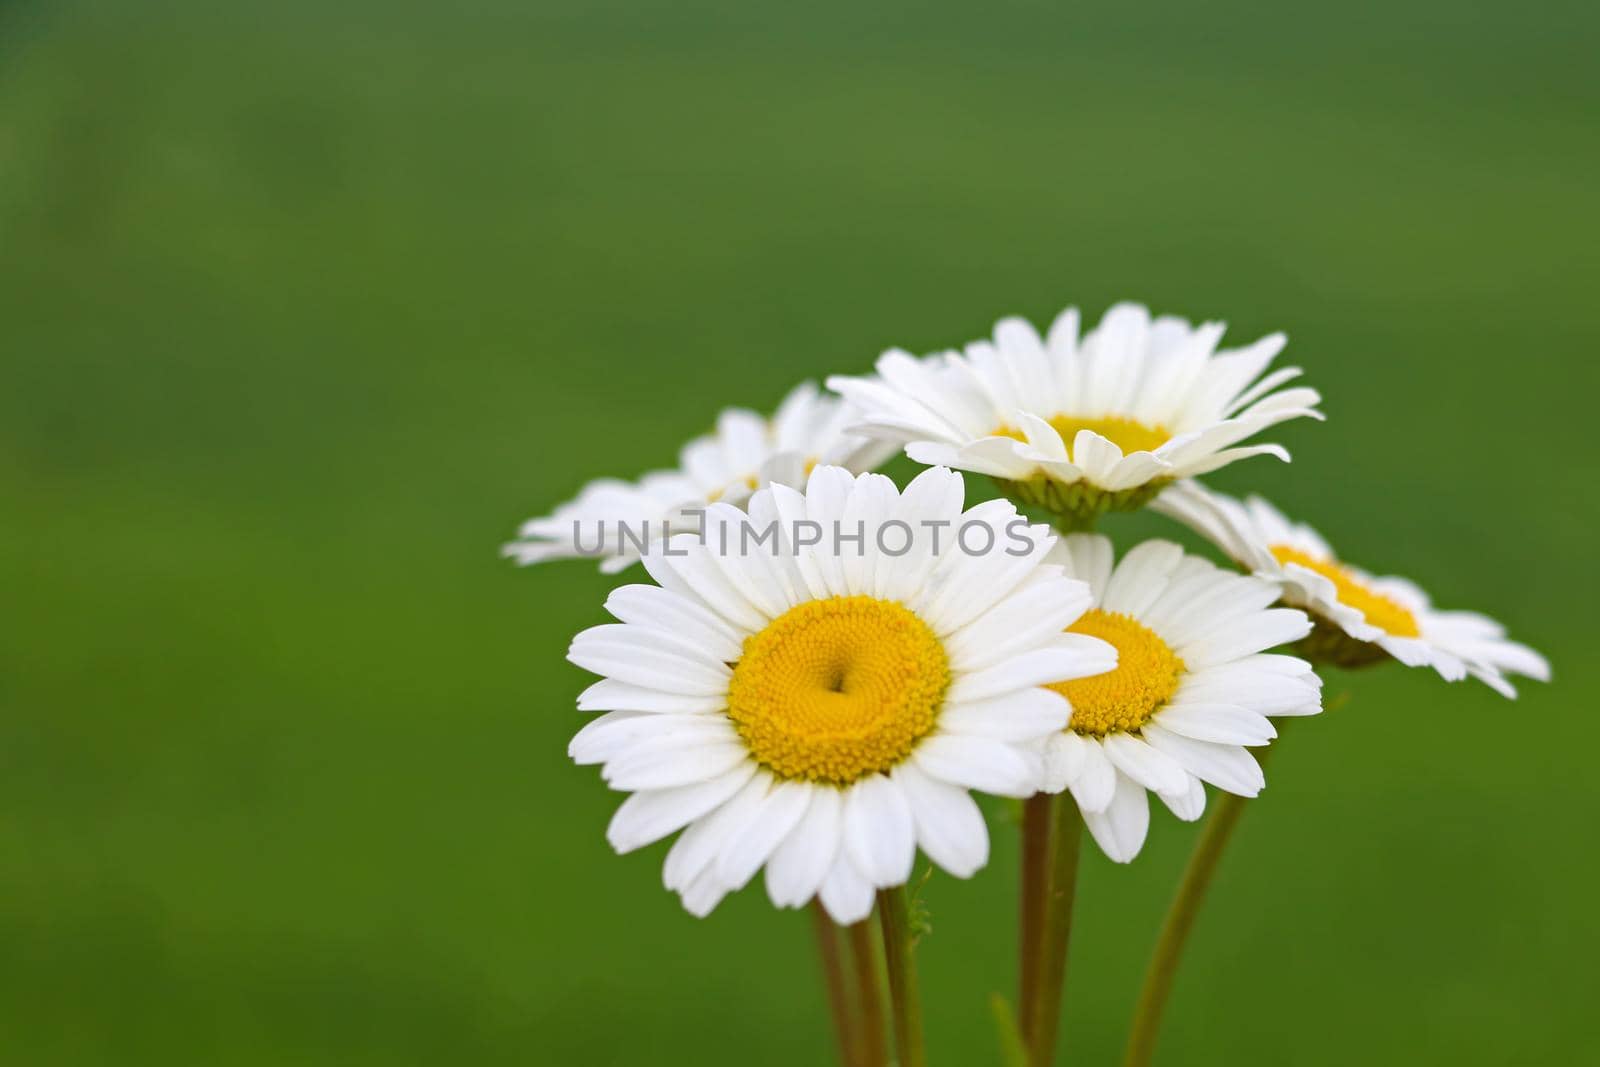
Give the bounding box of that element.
[604,824,644,855]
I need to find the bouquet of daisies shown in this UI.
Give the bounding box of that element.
[505,302,1546,1067]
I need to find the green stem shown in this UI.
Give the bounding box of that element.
[1120,695,1345,1067]
[1120,787,1251,1067]
[1028,796,1083,1066]
[847,914,889,1067]
[813,902,861,1067]
[1017,793,1053,1046]
[877,886,927,1067]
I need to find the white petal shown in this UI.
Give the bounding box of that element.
[1099,540,1185,617]
[937,689,1071,742]
[1158,774,1207,822]
[1101,450,1172,491]
[1142,725,1264,797]
[894,763,989,878]
[844,775,917,888]
[603,584,743,662]
[1173,660,1322,717]
[577,679,724,715]
[838,473,899,598]
[759,450,808,491]
[1040,730,1086,794]
[1144,571,1280,649]
[818,853,876,925]
[1177,608,1311,668]
[765,787,844,908]
[914,502,1050,632]
[606,763,759,853]
[912,735,1039,798]
[569,711,735,765]
[1152,702,1278,746]
[715,779,813,888]
[679,865,732,918]
[1054,533,1114,599]
[663,770,773,891]
[1175,442,1291,478]
[653,538,770,633]
[945,637,1116,703]
[1046,305,1081,355]
[804,465,858,596]
[1071,430,1123,482]
[1081,771,1150,863]
[944,575,1094,672]
[1067,738,1117,812]
[571,623,729,670]
[766,482,833,602]
[567,636,730,697]
[1100,733,1191,796]
[602,740,751,791]
[876,466,966,603]
[946,437,1038,479]
[701,503,798,621]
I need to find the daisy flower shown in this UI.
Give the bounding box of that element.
[505,382,896,572]
[1038,534,1323,862]
[1154,481,1550,696]
[566,466,1116,923]
[826,302,1322,528]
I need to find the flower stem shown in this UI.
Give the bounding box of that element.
[847,914,889,1067]
[1028,795,1083,1066]
[1120,786,1251,1067]
[813,902,862,1067]
[1120,695,1344,1067]
[1017,511,1095,1065]
[1017,793,1054,1045]
[877,886,927,1067]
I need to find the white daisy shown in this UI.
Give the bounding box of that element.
[825,302,1322,528]
[505,382,896,572]
[566,465,1116,923]
[1154,481,1550,696]
[1038,534,1323,863]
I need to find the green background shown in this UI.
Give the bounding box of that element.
[4,1,1595,1063]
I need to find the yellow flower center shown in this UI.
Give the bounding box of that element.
[1269,545,1420,638]
[726,596,950,785]
[1047,609,1183,737]
[997,415,1171,458]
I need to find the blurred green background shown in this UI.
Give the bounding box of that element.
[4,0,1596,1063]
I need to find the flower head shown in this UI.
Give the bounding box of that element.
[505,383,895,572]
[1155,482,1550,696]
[1039,534,1323,862]
[566,466,1116,922]
[826,302,1322,528]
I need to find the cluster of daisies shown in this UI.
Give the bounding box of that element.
[506,300,1547,1059]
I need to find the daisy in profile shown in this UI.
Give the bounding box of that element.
[1038,534,1322,862]
[504,383,895,572]
[826,302,1322,528]
[1155,481,1550,696]
[566,466,1116,922]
